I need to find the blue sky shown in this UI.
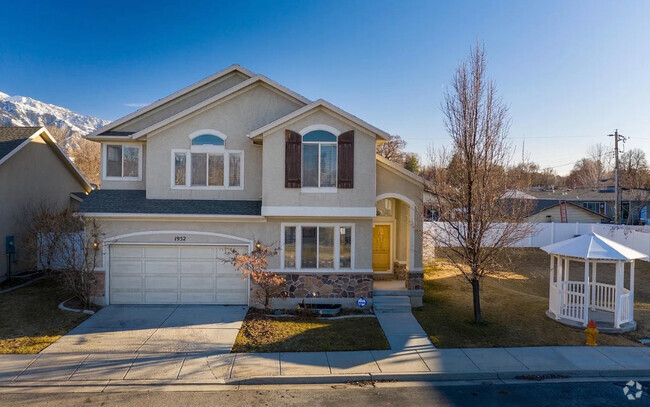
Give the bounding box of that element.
[2,0,649,174]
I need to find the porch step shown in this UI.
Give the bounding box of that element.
[373,295,412,313]
[373,271,395,281]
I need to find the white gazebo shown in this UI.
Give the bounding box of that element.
[541,232,646,333]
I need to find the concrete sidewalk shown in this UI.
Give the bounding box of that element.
[375,311,436,351]
[2,346,649,389]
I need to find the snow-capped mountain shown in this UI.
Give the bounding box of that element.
[0,91,109,147]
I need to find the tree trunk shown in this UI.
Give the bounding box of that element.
[471,278,483,323]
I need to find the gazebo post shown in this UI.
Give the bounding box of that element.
[583,260,590,327]
[630,260,635,322]
[614,260,623,329]
[591,261,597,311]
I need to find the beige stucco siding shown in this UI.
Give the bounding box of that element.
[92,217,372,271]
[0,137,88,279]
[113,72,250,133]
[375,162,424,269]
[527,205,608,223]
[144,84,303,200]
[261,109,377,208]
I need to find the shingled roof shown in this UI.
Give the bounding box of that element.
[79,189,262,216]
[0,126,42,161]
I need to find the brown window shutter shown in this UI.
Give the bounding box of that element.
[285,130,301,188]
[337,130,354,189]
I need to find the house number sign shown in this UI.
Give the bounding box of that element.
[174,236,187,242]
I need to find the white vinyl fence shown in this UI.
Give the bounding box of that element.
[425,222,650,262]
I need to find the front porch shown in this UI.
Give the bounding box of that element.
[373,195,424,307]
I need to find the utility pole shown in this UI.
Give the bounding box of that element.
[608,130,626,224]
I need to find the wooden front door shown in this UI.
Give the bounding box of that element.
[372,224,391,271]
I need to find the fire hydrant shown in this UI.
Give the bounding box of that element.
[585,320,599,346]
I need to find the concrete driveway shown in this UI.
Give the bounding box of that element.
[42,305,248,355]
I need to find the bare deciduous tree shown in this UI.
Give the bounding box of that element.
[57,217,103,308]
[66,138,101,186]
[377,135,407,163]
[223,243,285,309]
[427,44,534,323]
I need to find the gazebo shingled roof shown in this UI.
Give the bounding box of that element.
[541,232,647,261]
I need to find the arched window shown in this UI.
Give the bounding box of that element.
[302,130,337,188]
[192,134,225,146]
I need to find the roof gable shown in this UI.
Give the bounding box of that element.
[247,99,390,141]
[87,65,255,139]
[0,126,92,192]
[129,75,311,140]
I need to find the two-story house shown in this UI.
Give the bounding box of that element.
[80,65,424,308]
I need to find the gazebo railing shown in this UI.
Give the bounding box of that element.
[591,283,616,312]
[620,289,633,324]
[557,281,585,323]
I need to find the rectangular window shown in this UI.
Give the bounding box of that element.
[284,226,296,268]
[284,224,354,270]
[174,153,186,186]
[320,145,337,187]
[301,226,317,268]
[172,150,242,189]
[191,153,207,186]
[302,144,319,187]
[105,144,140,179]
[106,145,122,177]
[208,154,224,186]
[318,227,334,268]
[339,227,352,268]
[229,153,241,187]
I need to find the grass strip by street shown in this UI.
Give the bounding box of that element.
[232,311,390,352]
[0,278,89,354]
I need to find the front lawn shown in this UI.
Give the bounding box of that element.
[232,311,390,352]
[0,278,89,353]
[414,248,650,348]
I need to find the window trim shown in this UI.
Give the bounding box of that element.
[171,148,244,190]
[280,222,355,271]
[102,142,143,181]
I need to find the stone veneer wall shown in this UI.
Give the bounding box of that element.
[252,273,373,301]
[406,269,424,290]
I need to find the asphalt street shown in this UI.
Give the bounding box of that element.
[1,379,648,407]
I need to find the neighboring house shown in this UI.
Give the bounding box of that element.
[526,188,649,225]
[0,126,92,281]
[524,200,610,223]
[80,65,424,308]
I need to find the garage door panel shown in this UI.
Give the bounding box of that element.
[145,276,178,290]
[111,246,143,258]
[180,261,213,275]
[110,260,142,275]
[217,290,248,304]
[111,291,143,304]
[110,244,248,305]
[144,246,178,258]
[181,276,214,290]
[145,292,178,304]
[180,292,214,303]
[110,276,141,290]
[181,247,215,259]
[144,261,178,274]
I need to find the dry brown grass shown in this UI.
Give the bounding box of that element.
[0,278,89,353]
[414,248,650,348]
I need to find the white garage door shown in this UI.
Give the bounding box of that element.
[109,245,248,304]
